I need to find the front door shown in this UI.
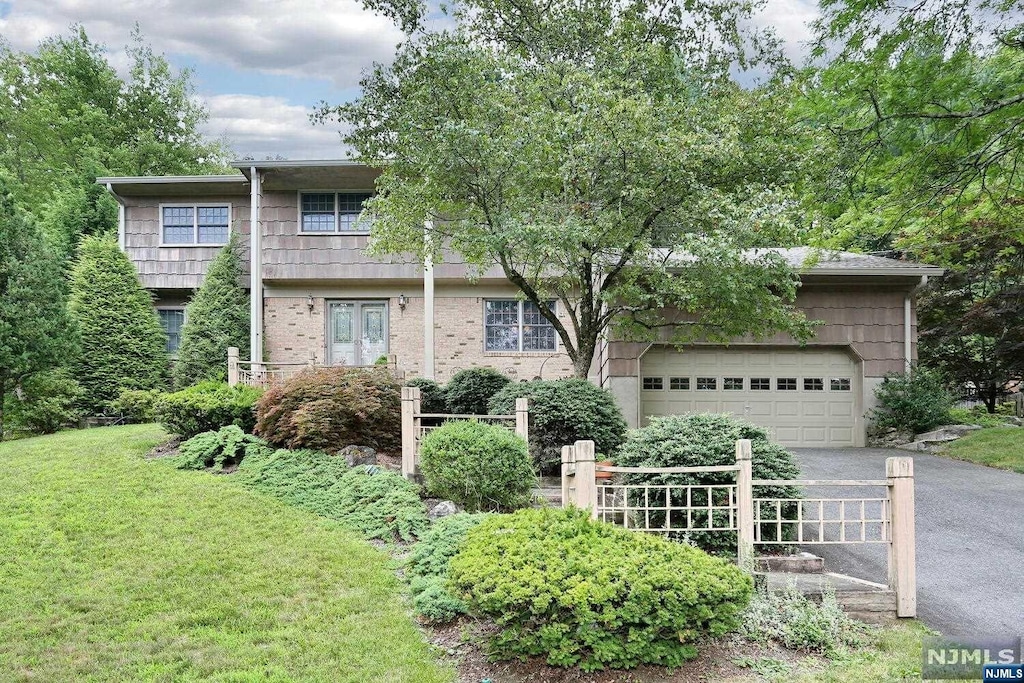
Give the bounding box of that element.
[328,301,388,366]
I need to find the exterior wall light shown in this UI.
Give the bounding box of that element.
[307,294,315,312]
[398,293,408,310]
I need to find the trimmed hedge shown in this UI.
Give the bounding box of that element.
[488,378,627,474]
[111,388,164,423]
[154,381,262,438]
[444,367,510,414]
[254,366,401,454]
[448,507,753,670]
[406,513,490,622]
[419,420,535,512]
[405,377,447,414]
[175,425,270,471]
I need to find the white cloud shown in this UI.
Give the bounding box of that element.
[202,94,348,160]
[752,0,819,61]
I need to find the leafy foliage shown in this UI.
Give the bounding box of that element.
[254,366,401,454]
[111,388,164,423]
[2,370,83,435]
[175,426,270,471]
[406,513,490,622]
[173,235,250,388]
[443,368,510,415]
[615,414,801,555]
[236,449,428,542]
[69,236,169,413]
[489,378,627,474]
[448,507,753,670]
[406,377,447,414]
[870,368,953,435]
[419,420,534,512]
[154,381,262,438]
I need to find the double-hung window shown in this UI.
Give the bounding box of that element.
[299,192,372,233]
[157,309,185,355]
[161,205,230,245]
[485,300,557,352]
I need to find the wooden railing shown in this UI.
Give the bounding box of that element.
[227,346,401,387]
[562,439,917,617]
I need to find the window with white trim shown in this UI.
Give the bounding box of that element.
[642,377,664,390]
[484,299,557,352]
[161,205,230,245]
[157,309,185,355]
[830,377,852,391]
[300,192,372,233]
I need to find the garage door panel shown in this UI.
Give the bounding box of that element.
[776,402,800,417]
[802,403,827,418]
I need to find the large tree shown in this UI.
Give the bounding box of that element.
[0,181,77,439]
[319,0,815,377]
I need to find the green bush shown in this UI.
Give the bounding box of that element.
[236,448,428,542]
[3,370,83,434]
[419,420,535,512]
[254,366,401,454]
[449,507,753,670]
[175,426,271,471]
[406,377,447,414]
[870,368,953,434]
[615,413,801,556]
[444,367,510,414]
[488,378,627,474]
[406,513,490,622]
[995,402,1018,416]
[111,388,164,422]
[948,407,1006,428]
[154,381,262,438]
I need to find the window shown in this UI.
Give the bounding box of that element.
[484,300,556,352]
[161,205,230,245]
[724,377,744,390]
[777,377,797,391]
[669,377,690,390]
[696,377,717,390]
[751,377,771,390]
[299,192,372,233]
[831,377,852,391]
[642,377,664,390]
[158,309,185,355]
[804,378,824,391]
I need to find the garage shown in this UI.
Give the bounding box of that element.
[639,346,861,447]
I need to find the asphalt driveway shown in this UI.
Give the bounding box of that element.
[791,448,1024,638]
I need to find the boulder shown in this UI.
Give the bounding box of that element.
[427,500,461,521]
[339,445,377,467]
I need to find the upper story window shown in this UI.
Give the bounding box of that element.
[161,205,230,246]
[157,308,185,355]
[300,192,372,233]
[485,299,557,352]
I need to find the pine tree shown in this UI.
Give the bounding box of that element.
[173,234,250,388]
[0,182,77,439]
[69,235,168,412]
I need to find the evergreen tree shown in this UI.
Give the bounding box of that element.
[0,182,77,439]
[69,236,168,412]
[173,235,250,388]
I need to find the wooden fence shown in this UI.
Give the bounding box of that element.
[562,439,916,617]
[227,347,401,388]
[400,386,528,479]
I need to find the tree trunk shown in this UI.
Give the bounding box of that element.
[572,334,597,379]
[984,385,998,414]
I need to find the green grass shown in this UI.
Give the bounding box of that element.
[941,426,1024,474]
[0,425,450,683]
[789,620,931,683]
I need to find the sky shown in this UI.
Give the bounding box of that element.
[0,0,820,161]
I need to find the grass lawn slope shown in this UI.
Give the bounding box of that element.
[0,425,450,683]
[942,426,1024,474]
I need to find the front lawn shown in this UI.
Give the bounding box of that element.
[0,425,450,682]
[941,426,1024,474]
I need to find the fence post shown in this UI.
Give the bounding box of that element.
[573,440,598,518]
[735,439,755,569]
[227,347,239,387]
[515,397,529,443]
[886,456,916,617]
[561,444,573,508]
[401,386,420,479]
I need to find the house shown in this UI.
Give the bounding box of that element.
[99,159,943,448]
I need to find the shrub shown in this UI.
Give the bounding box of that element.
[948,407,1006,428]
[444,367,510,414]
[448,507,753,670]
[173,235,250,388]
[236,448,428,541]
[254,366,401,454]
[3,370,83,434]
[154,381,262,438]
[615,413,801,556]
[406,513,490,622]
[175,425,271,471]
[488,378,627,474]
[419,420,535,512]
[111,388,164,422]
[406,377,447,414]
[870,367,953,434]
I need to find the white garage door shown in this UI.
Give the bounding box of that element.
[640,347,860,447]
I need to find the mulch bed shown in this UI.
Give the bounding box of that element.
[146,437,182,459]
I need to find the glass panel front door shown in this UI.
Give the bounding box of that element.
[328,301,388,366]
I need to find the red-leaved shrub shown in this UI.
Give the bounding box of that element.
[254,366,402,453]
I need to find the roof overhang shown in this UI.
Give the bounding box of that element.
[96,174,249,197]
[232,160,381,192]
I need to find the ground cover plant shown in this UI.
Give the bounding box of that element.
[406,512,490,623]
[174,425,270,471]
[0,425,449,682]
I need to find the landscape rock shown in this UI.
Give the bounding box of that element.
[867,427,913,449]
[339,445,377,467]
[427,500,462,520]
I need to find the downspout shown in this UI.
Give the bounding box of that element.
[423,221,435,379]
[106,183,126,251]
[904,275,929,373]
[249,167,263,364]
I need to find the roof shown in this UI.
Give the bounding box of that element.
[97,174,248,197]
[656,246,943,277]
